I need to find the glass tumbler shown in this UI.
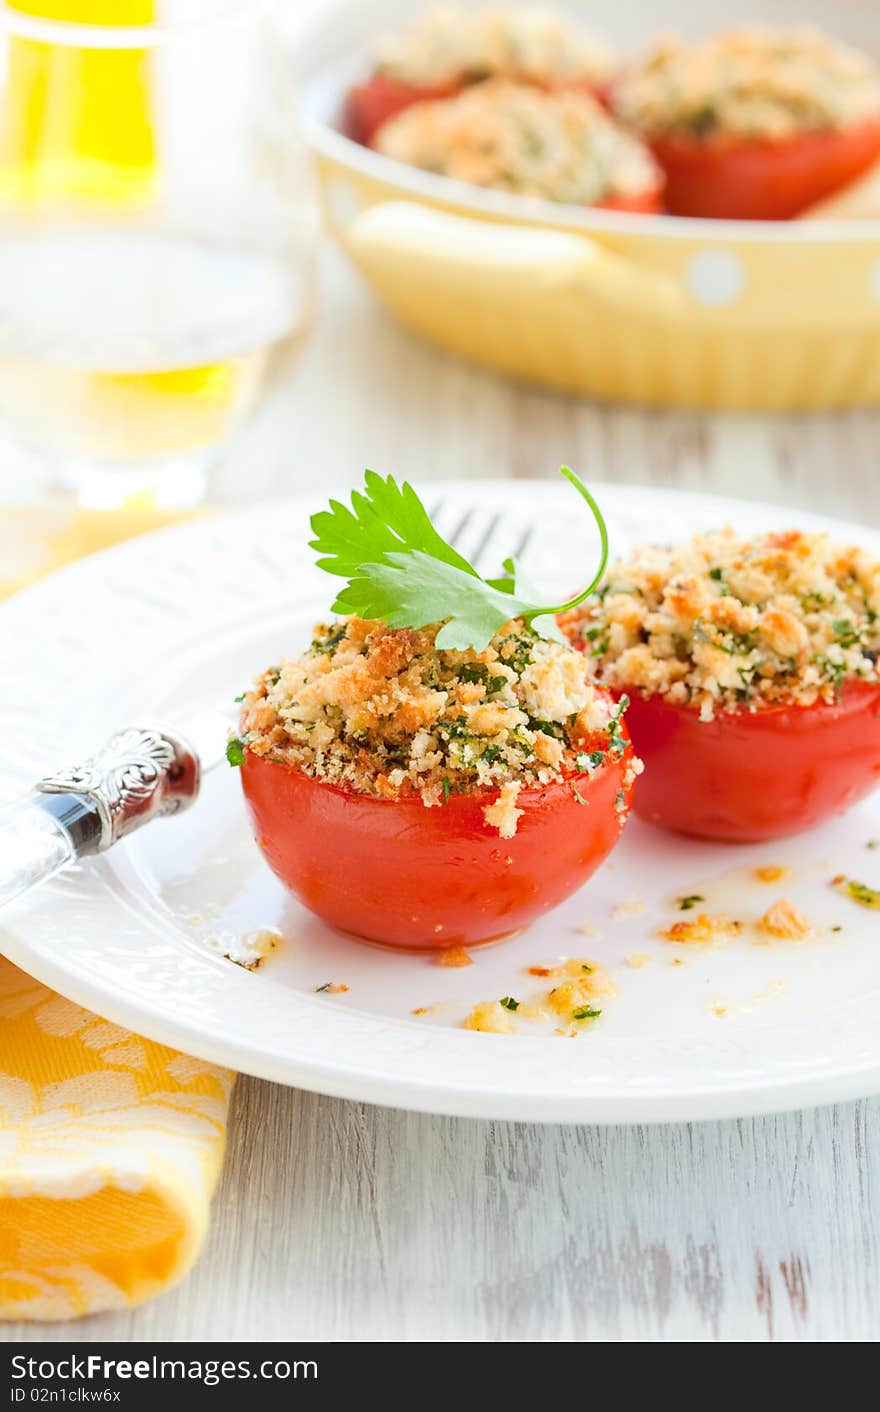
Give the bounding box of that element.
[0,0,316,508]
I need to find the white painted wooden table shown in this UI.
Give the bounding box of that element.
[10,249,880,1343]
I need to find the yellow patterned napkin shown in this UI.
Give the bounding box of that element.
[0,505,234,1322]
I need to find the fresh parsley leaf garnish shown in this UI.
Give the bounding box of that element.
[226,737,245,767]
[499,995,520,1011]
[309,467,608,652]
[310,470,473,580]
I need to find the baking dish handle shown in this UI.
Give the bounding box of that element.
[347,200,685,316]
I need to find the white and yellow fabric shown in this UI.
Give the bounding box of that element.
[0,504,233,1322]
[0,961,232,1321]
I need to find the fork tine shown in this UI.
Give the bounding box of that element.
[511,524,534,561]
[447,508,477,551]
[429,495,531,575]
[469,512,502,572]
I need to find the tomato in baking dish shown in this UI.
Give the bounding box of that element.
[345,74,460,146]
[616,681,880,842]
[647,116,880,220]
[598,186,662,214]
[240,720,636,950]
[346,73,616,150]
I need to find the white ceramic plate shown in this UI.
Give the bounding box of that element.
[4,481,880,1123]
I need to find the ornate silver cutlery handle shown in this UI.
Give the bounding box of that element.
[0,726,201,909]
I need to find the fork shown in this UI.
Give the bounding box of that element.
[0,499,532,910]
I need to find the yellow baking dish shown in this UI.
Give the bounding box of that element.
[296,0,880,410]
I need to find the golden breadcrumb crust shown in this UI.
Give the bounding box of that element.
[240,615,628,836]
[614,26,880,141]
[562,527,880,720]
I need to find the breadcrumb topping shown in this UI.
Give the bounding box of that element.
[373,4,614,90]
[614,26,880,141]
[240,615,625,835]
[375,79,659,204]
[562,527,880,719]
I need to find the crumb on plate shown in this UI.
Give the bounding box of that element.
[611,896,646,919]
[437,945,473,967]
[832,876,880,909]
[463,1000,517,1034]
[211,927,282,972]
[659,913,743,945]
[463,958,612,1034]
[756,898,814,939]
[755,865,789,883]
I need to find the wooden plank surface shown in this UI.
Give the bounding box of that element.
[6,250,880,1343]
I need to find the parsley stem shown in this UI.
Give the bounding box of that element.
[528,468,609,620]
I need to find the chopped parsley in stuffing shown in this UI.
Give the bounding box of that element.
[561,527,880,720]
[238,615,637,838]
[613,27,880,142]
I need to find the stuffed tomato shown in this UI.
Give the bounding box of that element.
[612,27,880,219]
[562,526,880,842]
[235,614,639,949]
[373,79,663,213]
[346,3,616,146]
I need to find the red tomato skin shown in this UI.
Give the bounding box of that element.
[648,116,880,219]
[595,186,663,214]
[240,743,633,950]
[345,74,460,145]
[617,681,880,842]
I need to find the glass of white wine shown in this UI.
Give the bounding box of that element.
[0,0,316,509]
